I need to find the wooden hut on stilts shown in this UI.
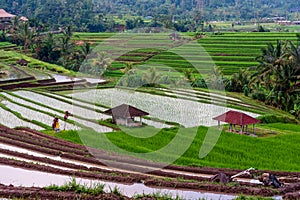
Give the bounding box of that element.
[213,110,260,134]
[104,104,149,127]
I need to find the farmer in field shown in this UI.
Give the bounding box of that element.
[52,116,58,129]
[63,110,72,130]
[258,173,283,188]
[52,116,60,133]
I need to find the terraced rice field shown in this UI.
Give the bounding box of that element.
[0,84,263,131]
[69,88,260,128]
[0,126,299,200]
[0,107,43,130]
[197,32,298,74]
[0,91,113,132]
[73,32,299,76]
[0,31,300,199]
[1,125,300,199]
[0,89,175,131]
[0,50,70,74]
[0,42,18,51]
[146,32,298,75]
[0,92,80,130]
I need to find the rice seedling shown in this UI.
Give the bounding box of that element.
[14,91,110,121]
[0,106,43,130]
[69,88,259,127]
[45,177,105,195]
[1,92,80,130]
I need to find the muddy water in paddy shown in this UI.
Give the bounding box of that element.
[0,165,237,200]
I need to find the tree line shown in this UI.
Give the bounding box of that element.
[0,0,299,32]
[2,20,90,72]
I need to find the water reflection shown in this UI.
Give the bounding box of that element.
[0,165,236,200]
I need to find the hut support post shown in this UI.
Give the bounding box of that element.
[246,125,248,134]
[229,124,232,132]
[140,117,142,125]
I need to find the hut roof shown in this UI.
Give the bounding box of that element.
[0,9,16,18]
[104,104,149,118]
[213,110,260,126]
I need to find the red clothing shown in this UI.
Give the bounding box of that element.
[64,111,71,121]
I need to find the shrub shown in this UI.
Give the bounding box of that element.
[257,114,297,124]
[45,177,105,195]
[191,77,207,88]
[251,91,266,102]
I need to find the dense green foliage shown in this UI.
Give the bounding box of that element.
[219,37,300,118]
[0,0,299,31]
[250,40,300,115]
[2,21,91,72]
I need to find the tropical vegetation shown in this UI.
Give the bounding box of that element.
[227,36,300,118]
[0,0,299,32]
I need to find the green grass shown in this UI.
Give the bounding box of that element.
[0,42,17,49]
[49,123,300,172]
[0,50,75,75]
[43,129,84,144]
[177,126,300,171]
[104,126,178,153]
[45,177,105,195]
[234,195,273,200]
[134,192,184,200]
[258,123,300,135]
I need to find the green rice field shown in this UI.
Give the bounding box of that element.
[55,124,300,172]
[1,30,300,171]
[73,32,299,76]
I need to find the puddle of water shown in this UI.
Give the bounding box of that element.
[0,142,112,170]
[51,74,82,83]
[0,153,73,171]
[0,106,43,130]
[84,77,106,84]
[0,165,236,200]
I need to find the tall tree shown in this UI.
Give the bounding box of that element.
[14,21,36,52]
[251,39,300,113]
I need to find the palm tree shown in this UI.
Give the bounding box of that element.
[283,41,300,111]
[253,40,285,91]
[121,62,136,74]
[227,69,250,93]
[251,41,287,108]
[252,39,300,111]
[208,66,225,90]
[183,68,193,82]
[54,26,79,68]
[79,42,91,60]
[14,22,36,52]
[142,67,162,87]
[287,41,300,73]
[89,52,112,77]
